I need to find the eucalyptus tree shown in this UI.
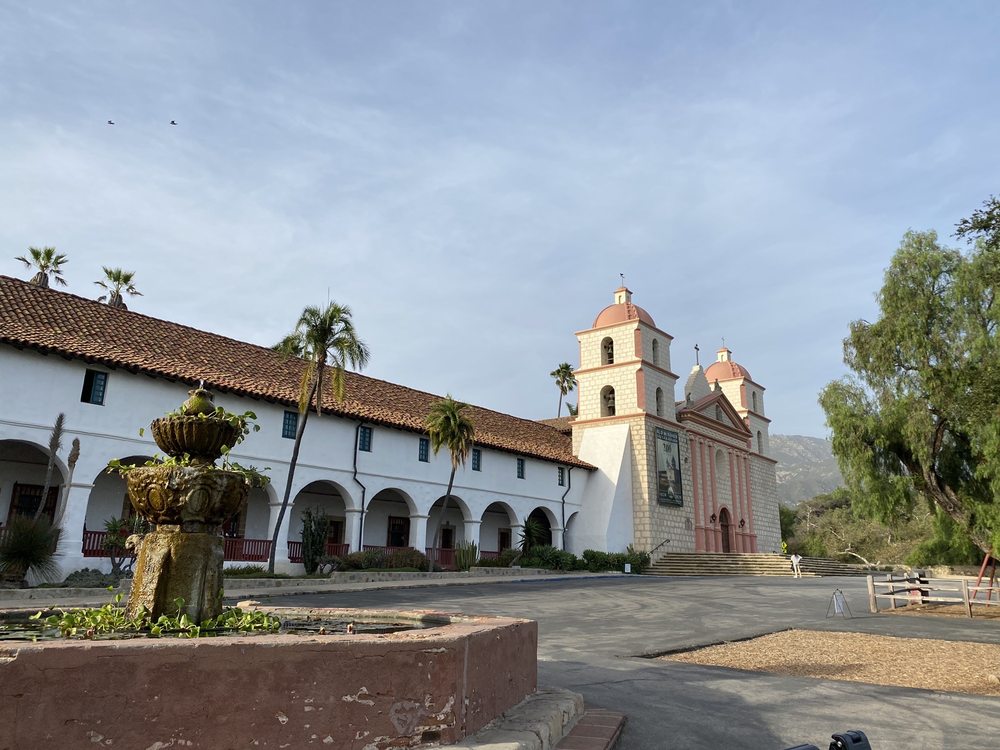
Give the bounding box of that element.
[820,202,1000,558]
[15,246,68,288]
[95,267,142,308]
[550,362,576,417]
[424,395,475,569]
[268,302,369,573]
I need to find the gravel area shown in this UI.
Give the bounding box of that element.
[662,630,1000,696]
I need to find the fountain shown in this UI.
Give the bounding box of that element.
[124,386,250,621]
[0,388,539,748]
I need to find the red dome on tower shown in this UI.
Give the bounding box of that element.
[704,347,751,381]
[592,287,655,328]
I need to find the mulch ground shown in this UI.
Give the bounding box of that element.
[662,629,1000,696]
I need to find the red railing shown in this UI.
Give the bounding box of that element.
[223,537,272,562]
[479,549,500,560]
[82,532,274,562]
[82,530,134,558]
[425,547,456,570]
[288,541,350,564]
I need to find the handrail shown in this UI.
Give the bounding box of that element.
[649,538,671,556]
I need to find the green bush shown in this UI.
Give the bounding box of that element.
[520,545,577,570]
[386,547,430,571]
[300,508,331,575]
[0,516,60,585]
[581,547,650,573]
[454,541,478,572]
[223,564,267,577]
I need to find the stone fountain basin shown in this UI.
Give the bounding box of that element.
[0,605,537,749]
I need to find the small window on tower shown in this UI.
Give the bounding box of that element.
[359,425,373,452]
[757,431,763,453]
[751,391,758,412]
[418,437,430,462]
[651,339,659,366]
[516,458,525,479]
[557,467,565,486]
[655,388,664,417]
[602,337,614,365]
[600,386,616,417]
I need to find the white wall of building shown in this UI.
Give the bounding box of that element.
[0,347,598,576]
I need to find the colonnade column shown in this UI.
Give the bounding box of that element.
[409,514,429,553]
[345,508,362,553]
[551,526,564,551]
[267,500,292,571]
[463,519,481,550]
[54,481,94,576]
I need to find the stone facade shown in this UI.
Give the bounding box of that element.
[571,288,780,558]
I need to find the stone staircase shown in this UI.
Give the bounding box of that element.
[646,552,868,577]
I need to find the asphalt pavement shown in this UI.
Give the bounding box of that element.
[256,575,1000,750]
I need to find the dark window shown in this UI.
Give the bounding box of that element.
[81,370,108,405]
[387,516,409,547]
[498,528,512,551]
[359,425,373,452]
[419,437,430,462]
[472,448,481,471]
[516,458,525,479]
[282,410,298,439]
[558,467,565,486]
[6,483,58,524]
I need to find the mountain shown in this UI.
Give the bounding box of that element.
[769,434,844,506]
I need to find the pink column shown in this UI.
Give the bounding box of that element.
[707,442,720,551]
[700,439,711,551]
[735,451,747,552]
[690,437,703,552]
[728,449,740,552]
[744,456,757,552]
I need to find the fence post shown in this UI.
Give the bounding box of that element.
[961,578,972,619]
[866,575,877,614]
[917,570,929,605]
[886,573,896,610]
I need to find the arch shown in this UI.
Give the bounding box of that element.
[756,431,763,453]
[363,488,415,548]
[526,507,554,547]
[289,480,351,549]
[751,391,758,412]
[83,454,153,531]
[427,494,470,548]
[655,387,664,417]
[0,440,69,524]
[479,501,518,556]
[563,511,580,555]
[601,337,614,365]
[719,507,732,553]
[600,386,616,417]
[651,339,659,366]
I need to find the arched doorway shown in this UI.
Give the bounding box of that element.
[288,481,351,563]
[719,507,732,553]
[527,507,553,548]
[479,501,517,560]
[0,440,67,525]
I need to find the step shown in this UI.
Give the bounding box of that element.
[555,709,626,750]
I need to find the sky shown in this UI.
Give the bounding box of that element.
[1,2,998,438]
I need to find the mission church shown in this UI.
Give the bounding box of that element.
[0,275,780,575]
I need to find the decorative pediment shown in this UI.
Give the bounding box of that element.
[677,390,750,436]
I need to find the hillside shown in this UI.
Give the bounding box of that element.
[770,434,843,506]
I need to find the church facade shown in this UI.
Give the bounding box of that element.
[0,276,780,576]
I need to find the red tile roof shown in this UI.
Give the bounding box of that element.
[0,276,593,469]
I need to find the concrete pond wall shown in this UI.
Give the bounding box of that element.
[0,606,537,749]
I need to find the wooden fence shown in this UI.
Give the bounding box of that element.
[867,573,1000,618]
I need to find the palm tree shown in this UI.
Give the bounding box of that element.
[424,396,475,570]
[268,302,370,573]
[551,362,576,417]
[95,267,142,309]
[15,246,68,288]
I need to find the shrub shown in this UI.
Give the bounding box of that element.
[520,545,578,571]
[454,541,478,571]
[224,564,267,577]
[61,567,119,588]
[300,508,331,575]
[0,516,60,585]
[386,547,429,571]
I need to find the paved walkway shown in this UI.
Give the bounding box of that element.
[256,575,1000,750]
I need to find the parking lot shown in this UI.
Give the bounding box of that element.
[261,574,1000,749]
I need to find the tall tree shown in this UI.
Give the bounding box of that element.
[424,395,475,570]
[819,209,1000,558]
[550,362,576,417]
[15,246,68,288]
[95,266,142,308]
[268,302,369,573]
[34,413,65,522]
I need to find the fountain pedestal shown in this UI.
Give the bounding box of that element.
[122,389,249,621]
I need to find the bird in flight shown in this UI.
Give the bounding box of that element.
[170,120,177,125]
[107,120,115,125]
